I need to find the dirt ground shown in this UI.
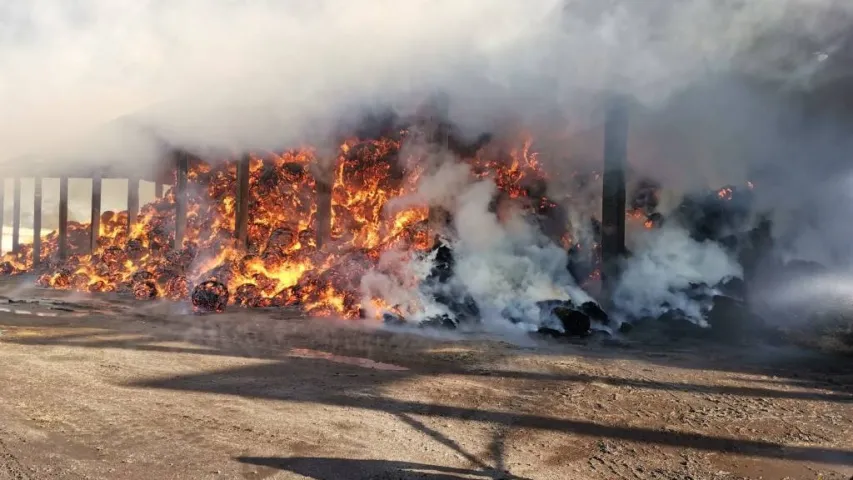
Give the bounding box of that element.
[0,282,851,480]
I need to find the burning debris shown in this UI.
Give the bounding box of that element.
[0,114,825,345]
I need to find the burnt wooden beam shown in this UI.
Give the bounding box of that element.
[33,177,42,267]
[601,95,629,291]
[11,178,21,253]
[235,155,250,248]
[174,151,189,249]
[58,177,69,259]
[154,182,164,198]
[90,174,102,253]
[127,177,139,231]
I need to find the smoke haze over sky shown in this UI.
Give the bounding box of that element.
[1,0,850,174]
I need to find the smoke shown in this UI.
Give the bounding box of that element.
[3,0,851,176]
[614,226,741,324]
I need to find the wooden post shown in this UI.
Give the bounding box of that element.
[59,177,69,259]
[90,174,102,253]
[174,151,189,249]
[33,177,42,266]
[235,155,250,248]
[127,177,139,231]
[11,178,21,254]
[601,95,629,291]
[154,182,164,198]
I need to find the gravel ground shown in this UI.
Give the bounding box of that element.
[0,283,851,479]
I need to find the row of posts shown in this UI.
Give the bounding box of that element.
[0,175,165,266]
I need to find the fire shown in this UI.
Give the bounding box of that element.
[717,187,734,200]
[0,130,642,317]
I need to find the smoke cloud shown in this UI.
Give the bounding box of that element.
[2,0,851,176]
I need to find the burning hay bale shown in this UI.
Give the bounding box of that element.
[191,280,229,313]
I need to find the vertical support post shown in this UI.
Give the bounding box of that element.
[601,95,629,291]
[90,174,102,253]
[11,178,21,253]
[33,177,42,267]
[59,177,69,259]
[235,155,250,248]
[0,179,5,253]
[315,171,332,249]
[174,151,189,249]
[154,182,164,198]
[127,177,139,232]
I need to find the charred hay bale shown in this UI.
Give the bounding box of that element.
[536,326,565,338]
[420,314,457,330]
[133,281,158,299]
[126,239,146,261]
[427,239,454,283]
[164,275,189,299]
[580,301,610,325]
[622,311,708,341]
[380,312,406,326]
[131,270,155,284]
[0,262,15,275]
[706,295,764,341]
[191,280,229,313]
[553,306,591,336]
[282,161,306,178]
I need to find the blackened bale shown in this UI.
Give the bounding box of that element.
[191,280,229,313]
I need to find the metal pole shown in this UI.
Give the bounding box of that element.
[59,177,69,259]
[11,178,21,253]
[235,155,250,248]
[601,95,629,291]
[90,174,102,253]
[127,177,139,231]
[33,177,42,266]
[315,175,332,249]
[174,151,188,249]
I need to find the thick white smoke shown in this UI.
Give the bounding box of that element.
[614,227,742,324]
[2,0,850,174]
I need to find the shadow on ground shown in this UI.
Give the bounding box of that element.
[3,307,853,468]
[236,456,529,480]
